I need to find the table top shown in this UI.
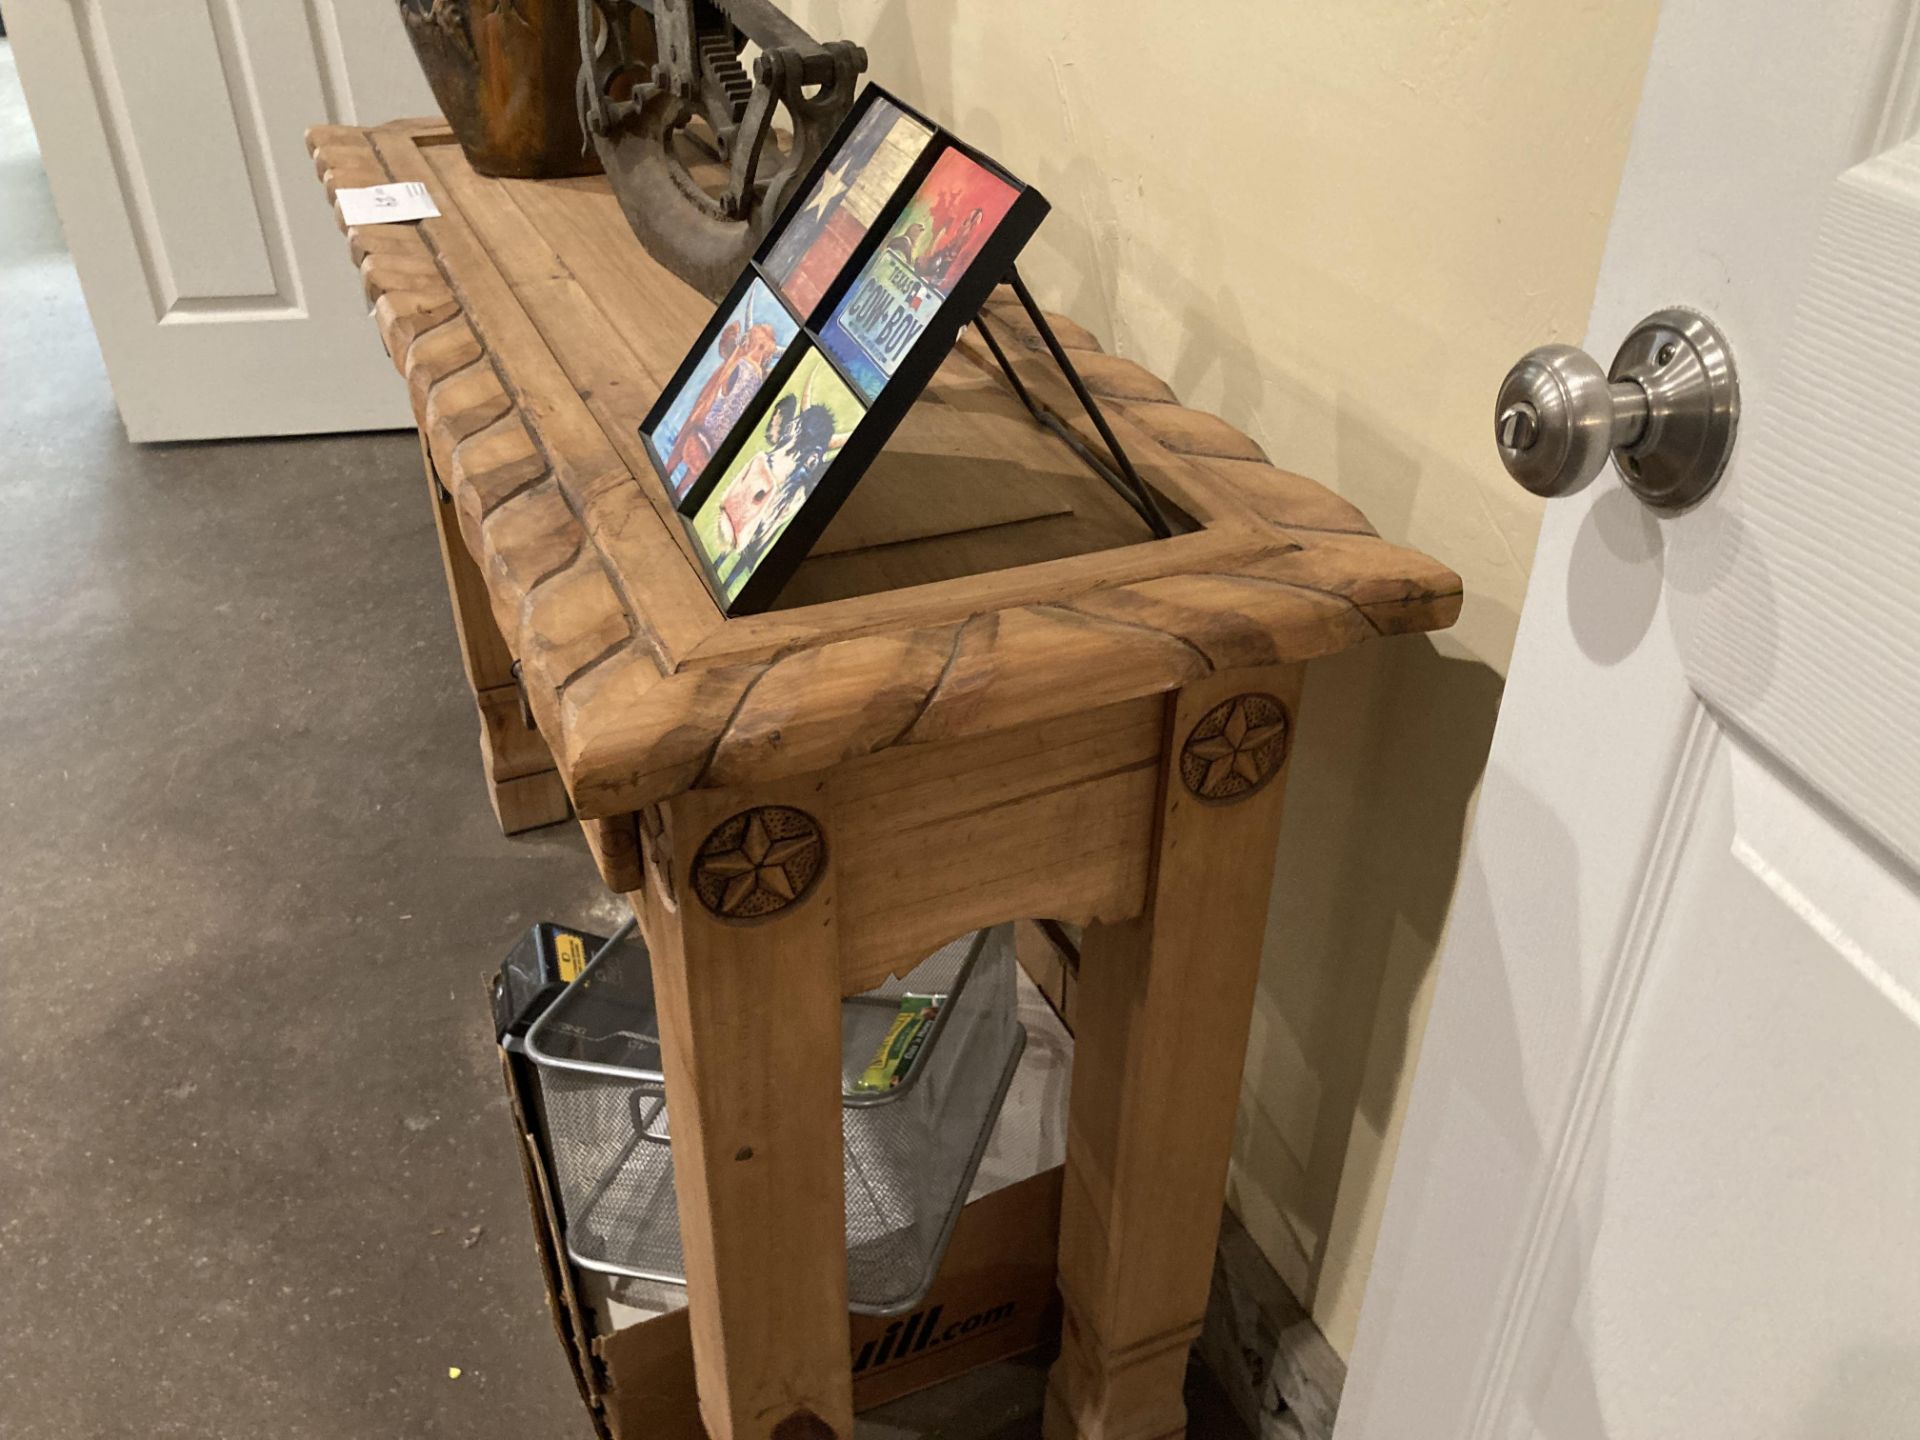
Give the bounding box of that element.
[308,119,1461,821]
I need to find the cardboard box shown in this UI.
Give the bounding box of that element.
[499,969,1073,1437]
[589,1170,1064,1435]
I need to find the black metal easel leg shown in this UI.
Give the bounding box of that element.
[973,268,1180,539]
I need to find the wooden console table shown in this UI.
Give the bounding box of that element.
[309,118,1459,1440]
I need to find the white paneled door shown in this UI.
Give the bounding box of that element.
[9,1,434,440]
[1339,2,1920,1438]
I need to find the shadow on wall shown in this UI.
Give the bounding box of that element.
[1231,630,1505,1300]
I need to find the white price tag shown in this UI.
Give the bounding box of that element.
[335,181,441,227]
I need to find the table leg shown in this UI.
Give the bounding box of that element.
[419,443,569,833]
[1046,666,1307,1440]
[650,779,854,1440]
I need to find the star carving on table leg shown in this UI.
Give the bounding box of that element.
[1179,693,1292,803]
[691,806,826,921]
[705,816,812,909]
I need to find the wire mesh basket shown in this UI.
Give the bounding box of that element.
[524,924,1026,1315]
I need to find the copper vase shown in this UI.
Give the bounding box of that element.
[397,0,598,179]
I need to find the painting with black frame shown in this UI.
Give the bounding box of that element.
[638,84,1165,617]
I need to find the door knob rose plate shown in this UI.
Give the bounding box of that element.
[1495,307,1739,510]
[1608,309,1740,509]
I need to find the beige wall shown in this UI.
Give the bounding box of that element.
[785,0,1657,1356]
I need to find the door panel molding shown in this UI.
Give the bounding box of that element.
[1868,0,1920,150]
[73,0,232,315]
[304,0,359,128]
[200,0,306,317]
[1728,733,1920,1032]
[1464,702,1720,1438]
[74,0,295,317]
[1679,137,1920,872]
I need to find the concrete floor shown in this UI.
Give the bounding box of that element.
[0,38,625,1440]
[0,40,1248,1440]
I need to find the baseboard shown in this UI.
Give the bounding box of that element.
[1200,1206,1346,1440]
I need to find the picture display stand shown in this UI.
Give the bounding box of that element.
[637,84,1178,616]
[971,269,1178,541]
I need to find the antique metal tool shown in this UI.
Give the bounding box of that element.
[577,0,867,301]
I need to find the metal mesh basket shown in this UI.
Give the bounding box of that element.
[524,925,1026,1315]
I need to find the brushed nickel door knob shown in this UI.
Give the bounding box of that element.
[1494,308,1739,510]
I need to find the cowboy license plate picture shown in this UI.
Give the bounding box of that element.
[636,86,1050,614]
[762,96,933,319]
[819,148,1021,402]
[688,347,865,605]
[646,276,800,501]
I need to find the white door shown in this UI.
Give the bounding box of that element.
[7,1,434,441]
[1340,2,1920,1437]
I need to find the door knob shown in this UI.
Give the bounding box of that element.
[1493,307,1739,509]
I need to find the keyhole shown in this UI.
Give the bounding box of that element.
[1498,401,1540,451]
